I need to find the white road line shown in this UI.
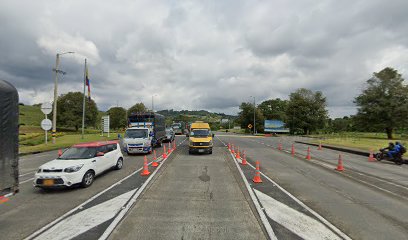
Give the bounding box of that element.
[217,136,351,240]
[216,136,278,240]
[25,164,148,240]
[33,189,138,240]
[99,145,176,240]
[19,171,36,177]
[20,177,35,184]
[245,161,352,240]
[255,189,342,240]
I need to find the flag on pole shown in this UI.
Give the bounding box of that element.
[85,65,91,100]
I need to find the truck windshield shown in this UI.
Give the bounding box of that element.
[58,147,97,160]
[191,129,210,137]
[125,129,148,138]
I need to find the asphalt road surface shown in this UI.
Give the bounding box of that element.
[2,134,408,240]
[217,133,408,240]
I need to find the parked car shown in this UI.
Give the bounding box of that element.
[34,141,123,189]
[164,127,175,142]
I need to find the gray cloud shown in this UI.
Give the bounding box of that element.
[1,0,408,118]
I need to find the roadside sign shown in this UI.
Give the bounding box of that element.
[41,102,52,115]
[101,116,110,137]
[248,124,253,129]
[41,119,52,131]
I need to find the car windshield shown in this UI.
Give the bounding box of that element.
[191,129,209,137]
[58,147,97,160]
[125,129,148,138]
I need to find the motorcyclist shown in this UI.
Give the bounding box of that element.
[387,142,401,159]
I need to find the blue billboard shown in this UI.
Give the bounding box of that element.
[264,120,290,133]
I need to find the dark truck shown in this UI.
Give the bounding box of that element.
[0,80,19,200]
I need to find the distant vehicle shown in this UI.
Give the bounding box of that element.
[122,113,166,154]
[0,80,19,199]
[164,127,175,142]
[171,122,185,135]
[188,121,214,154]
[34,141,123,189]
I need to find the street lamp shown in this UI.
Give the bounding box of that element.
[250,96,256,135]
[152,94,158,112]
[52,51,75,144]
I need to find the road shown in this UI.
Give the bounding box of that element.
[0,137,184,240]
[217,133,408,240]
[1,134,407,239]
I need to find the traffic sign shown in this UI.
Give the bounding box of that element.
[248,124,253,129]
[41,119,52,131]
[41,102,52,115]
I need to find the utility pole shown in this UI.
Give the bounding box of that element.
[51,51,74,144]
[251,96,256,135]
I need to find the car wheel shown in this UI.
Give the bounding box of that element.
[115,158,123,170]
[81,170,95,188]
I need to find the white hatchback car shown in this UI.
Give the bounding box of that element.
[34,141,123,189]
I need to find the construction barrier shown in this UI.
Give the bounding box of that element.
[252,161,263,183]
[141,156,151,176]
[335,154,345,171]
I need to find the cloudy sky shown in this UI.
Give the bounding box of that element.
[1,0,408,118]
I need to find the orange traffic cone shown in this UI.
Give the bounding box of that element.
[0,196,10,204]
[318,142,322,150]
[278,143,283,151]
[168,142,172,154]
[58,149,62,156]
[241,151,247,165]
[368,149,375,162]
[335,154,345,171]
[231,144,235,154]
[252,161,263,183]
[162,145,167,159]
[141,156,151,176]
[152,150,159,167]
[236,147,241,159]
[227,143,231,150]
[291,144,295,156]
[306,147,311,160]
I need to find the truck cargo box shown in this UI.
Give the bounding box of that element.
[0,80,19,196]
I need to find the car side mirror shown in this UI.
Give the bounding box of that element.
[118,134,121,139]
[186,133,189,137]
[97,152,105,157]
[212,133,215,138]
[58,149,62,157]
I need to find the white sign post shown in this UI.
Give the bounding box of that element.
[41,102,53,144]
[102,116,110,137]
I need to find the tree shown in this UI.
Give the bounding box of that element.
[354,67,408,139]
[128,102,147,115]
[238,102,264,133]
[57,92,98,131]
[258,98,288,121]
[107,107,127,130]
[286,88,328,134]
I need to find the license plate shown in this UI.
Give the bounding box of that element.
[198,149,204,153]
[43,179,54,186]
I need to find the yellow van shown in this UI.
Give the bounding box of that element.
[188,121,214,154]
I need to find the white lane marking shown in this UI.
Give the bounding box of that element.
[217,136,351,240]
[25,163,151,240]
[99,144,176,240]
[20,171,36,177]
[21,177,35,184]
[216,136,278,240]
[33,189,138,240]
[254,189,342,240]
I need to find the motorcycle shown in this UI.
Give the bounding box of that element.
[375,148,405,165]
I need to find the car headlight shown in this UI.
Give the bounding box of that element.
[64,164,84,173]
[37,168,42,173]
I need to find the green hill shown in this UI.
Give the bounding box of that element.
[19,104,44,126]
